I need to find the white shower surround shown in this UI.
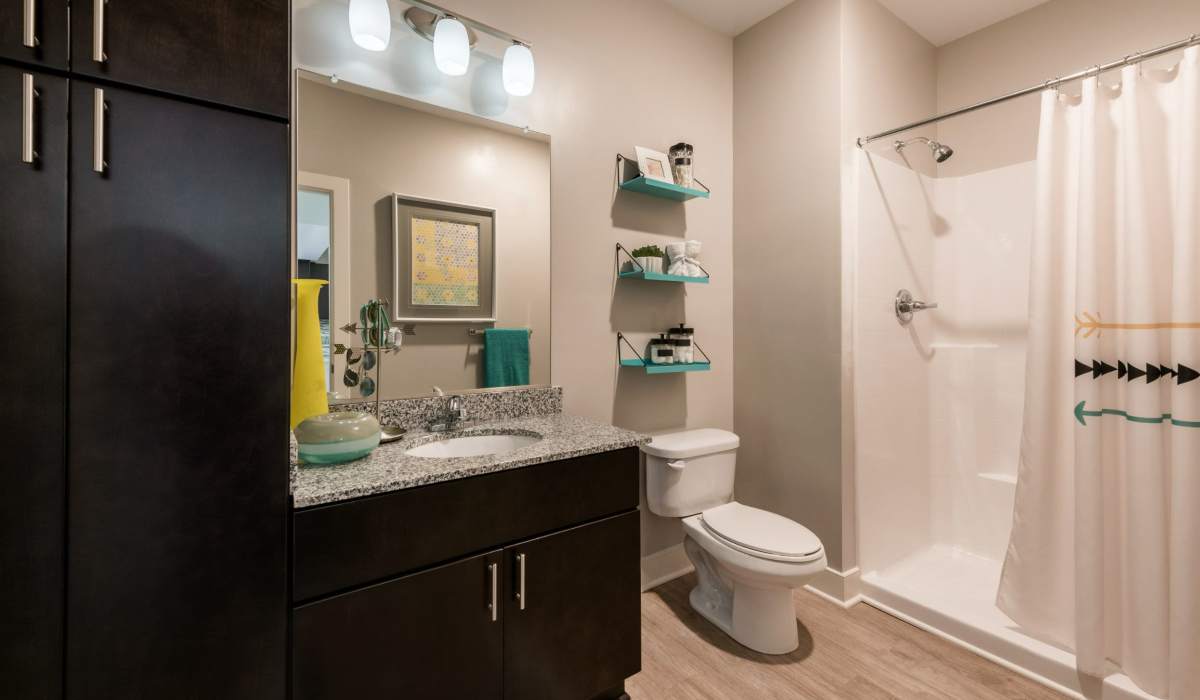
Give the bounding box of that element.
[851,153,1159,700]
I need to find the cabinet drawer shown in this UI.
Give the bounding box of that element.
[293,448,638,602]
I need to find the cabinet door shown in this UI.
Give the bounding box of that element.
[504,511,641,700]
[0,64,67,700]
[294,550,504,700]
[71,0,288,117]
[67,81,289,699]
[0,0,68,69]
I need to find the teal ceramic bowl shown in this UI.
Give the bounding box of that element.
[295,411,381,465]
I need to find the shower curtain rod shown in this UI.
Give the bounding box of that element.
[856,31,1199,147]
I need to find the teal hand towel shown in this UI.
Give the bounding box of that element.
[484,328,531,388]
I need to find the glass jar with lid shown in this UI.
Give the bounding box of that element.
[649,334,675,365]
[668,324,695,364]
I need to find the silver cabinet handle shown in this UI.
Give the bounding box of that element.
[92,0,107,63]
[516,553,526,611]
[92,88,106,173]
[21,73,37,164]
[488,563,498,622]
[23,0,38,48]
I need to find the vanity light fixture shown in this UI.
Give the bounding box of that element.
[401,2,535,95]
[502,42,535,96]
[433,16,471,76]
[348,0,392,52]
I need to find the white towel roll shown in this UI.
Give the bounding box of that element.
[667,240,702,277]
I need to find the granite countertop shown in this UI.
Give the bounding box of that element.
[291,413,649,508]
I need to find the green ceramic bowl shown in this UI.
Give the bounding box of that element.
[295,411,381,465]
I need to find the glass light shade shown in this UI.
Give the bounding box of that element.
[348,0,391,51]
[433,17,470,76]
[502,43,535,96]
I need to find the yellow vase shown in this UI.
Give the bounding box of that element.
[291,279,330,430]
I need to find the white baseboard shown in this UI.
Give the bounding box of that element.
[804,566,862,608]
[641,543,694,592]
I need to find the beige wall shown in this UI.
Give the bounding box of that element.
[297,0,735,561]
[297,80,551,398]
[936,0,1200,177]
[733,0,846,569]
[733,0,935,573]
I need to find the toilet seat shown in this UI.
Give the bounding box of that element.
[700,502,824,563]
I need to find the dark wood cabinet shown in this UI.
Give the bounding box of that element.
[294,550,505,700]
[293,448,640,602]
[291,449,642,700]
[70,0,289,117]
[66,80,290,699]
[0,64,67,700]
[0,0,68,69]
[504,512,641,700]
[1,0,291,694]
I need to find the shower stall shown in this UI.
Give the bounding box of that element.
[851,34,1200,700]
[851,147,1071,690]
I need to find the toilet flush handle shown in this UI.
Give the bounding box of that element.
[667,460,687,471]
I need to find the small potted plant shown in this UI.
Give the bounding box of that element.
[630,244,666,274]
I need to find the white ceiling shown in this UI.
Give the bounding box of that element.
[665,0,1052,44]
[874,0,1052,46]
[661,0,794,36]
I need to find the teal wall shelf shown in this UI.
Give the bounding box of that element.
[617,332,712,374]
[620,359,712,374]
[615,153,710,202]
[618,176,709,202]
[615,244,710,283]
[618,270,710,284]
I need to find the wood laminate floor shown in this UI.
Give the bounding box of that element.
[626,574,1065,699]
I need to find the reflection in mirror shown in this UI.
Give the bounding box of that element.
[295,71,550,401]
[295,188,332,388]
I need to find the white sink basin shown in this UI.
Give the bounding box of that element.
[406,433,542,459]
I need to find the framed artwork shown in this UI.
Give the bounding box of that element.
[635,146,675,184]
[392,194,496,322]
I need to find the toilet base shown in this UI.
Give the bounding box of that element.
[684,536,801,655]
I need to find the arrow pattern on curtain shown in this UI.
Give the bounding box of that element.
[1074,359,1199,385]
[1074,401,1200,429]
[1075,311,1200,337]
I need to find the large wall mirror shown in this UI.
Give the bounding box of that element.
[295,71,551,400]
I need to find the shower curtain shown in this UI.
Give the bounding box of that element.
[997,46,1200,699]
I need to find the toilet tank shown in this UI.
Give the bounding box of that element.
[641,429,740,517]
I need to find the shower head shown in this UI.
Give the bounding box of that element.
[893,137,954,163]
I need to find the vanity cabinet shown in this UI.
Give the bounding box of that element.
[70,0,290,117]
[295,550,506,700]
[0,0,69,69]
[292,448,641,700]
[503,512,641,700]
[0,63,67,700]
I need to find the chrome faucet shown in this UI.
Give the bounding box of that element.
[427,387,467,432]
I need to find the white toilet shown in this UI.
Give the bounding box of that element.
[641,428,826,655]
